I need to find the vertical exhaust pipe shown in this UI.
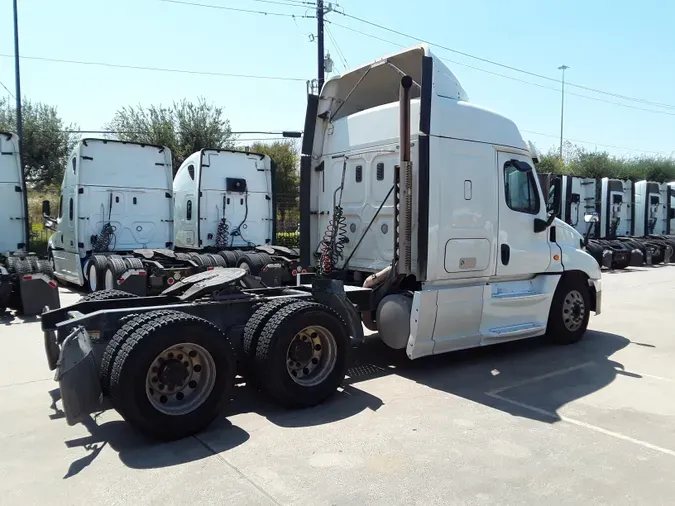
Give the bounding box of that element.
[395,75,414,275]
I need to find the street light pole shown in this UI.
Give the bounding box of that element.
[558,64,569,160]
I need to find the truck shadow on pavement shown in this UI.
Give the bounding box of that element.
[342,329,632,424]
[58,329,632,475]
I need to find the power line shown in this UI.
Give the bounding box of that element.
[333,10,675,111]
[327,20,675,117]
[325,25,349,70]
[0,54,306,81]
[64,129,301,135]
[0,79,15,99]
[521,129,667,155]
[158,0,315,18]
[325,22,668,155]
[243,0,316,7]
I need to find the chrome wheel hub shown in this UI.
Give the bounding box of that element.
[562,290,585,332]
[145,342,216,415]
[286,325,337,387]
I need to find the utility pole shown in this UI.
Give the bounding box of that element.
[13,0,29,249]
[317,0,325,93]
[558,64,569,160]
[13,0,23,143]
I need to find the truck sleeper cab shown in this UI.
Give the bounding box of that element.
[173,148,303,282]
[45,138,190,294]
[41,45,601,442]
[0,131,59,315]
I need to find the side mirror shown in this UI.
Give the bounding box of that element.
[42,200,51,217]
[584,212,600,223]
[534,213,556,233]
[546,177,562,217]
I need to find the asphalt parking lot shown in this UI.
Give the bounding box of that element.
[1,267,674,505]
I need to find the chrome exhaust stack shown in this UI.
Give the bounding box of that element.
[395,75,414,276]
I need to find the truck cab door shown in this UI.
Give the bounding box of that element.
[496,152,552,278]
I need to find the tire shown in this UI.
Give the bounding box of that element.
[238,252,272,275]
[206,253,227,267]
[104,256,128,290]
[254,301,350,408]
[78,289,139,303]
[5,256,19,274]
[217,250,238,267]
[124,257,144,270]
[242,299,299,383]
[101,310,183,396]
[37,259,54,277]
[546,274,591,345]
[86,255,109,292]
[27,255,40,272]
[108,311,236,441]
[15,258,33,275]
[231,250,245,263]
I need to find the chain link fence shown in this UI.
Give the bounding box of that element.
[23,189,301,253]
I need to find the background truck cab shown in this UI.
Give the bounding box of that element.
[46,139,173,286]
[173,149,274,251]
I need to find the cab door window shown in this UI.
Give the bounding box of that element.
[504,161,540,214]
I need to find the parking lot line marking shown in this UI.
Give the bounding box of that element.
[486,362,595,396]
[624,371,675,383]
[487,392,675,458]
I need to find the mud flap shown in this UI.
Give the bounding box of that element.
[116,269,148,296]
[54,328,102,426]
[629,249,644,267]
[312,278,364,346]
[601,250,613,270]
[18,274,60,316]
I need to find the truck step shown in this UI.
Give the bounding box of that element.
[491,290,548,304]
[486,322,546,338]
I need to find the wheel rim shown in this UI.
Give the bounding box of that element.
[89,265,97,291]
[286,325,337,387]
[105,269,115,290]
[562,290,585,332]
[239,261,250,273]
[145,342,217,416]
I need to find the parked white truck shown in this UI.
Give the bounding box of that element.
[42,45,601,441]
[0,131,60,315]
[173,148,304,283]
[42,138,205,295]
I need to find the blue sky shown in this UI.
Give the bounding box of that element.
[1,0,673,157]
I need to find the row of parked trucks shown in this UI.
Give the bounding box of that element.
[538,174,675,269]
[1,130,309,315]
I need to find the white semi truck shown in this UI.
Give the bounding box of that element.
[42,45,602,441]
[173,148,304,283]
[0,132,60,315]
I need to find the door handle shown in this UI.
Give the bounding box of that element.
[501,244,510,265]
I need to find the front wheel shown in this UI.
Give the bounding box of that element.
[547,275,591,345]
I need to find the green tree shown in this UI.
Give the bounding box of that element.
[566,146,625,179]
[0,97,78,189]
[105,97,235,174]
[534,147,566,175]
[249,140,300,226]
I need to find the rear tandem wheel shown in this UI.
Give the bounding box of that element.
[108,310,237,440]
